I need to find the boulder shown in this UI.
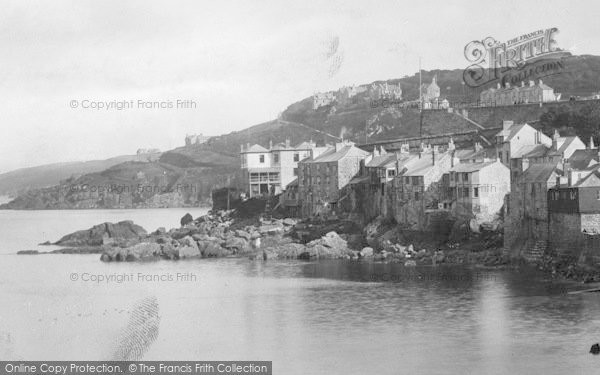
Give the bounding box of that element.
[224,237,250,252]
[360,247,374,257]
[199,240,231,257]
[100,242,161,262]
[56,221,147,247]
[180,213,194,227]
[283,218,297,226]
[235,230,252,240]
[591,343,600,355]
[259,224,284,235]
[177,236,200,258]
[305,231,352,259]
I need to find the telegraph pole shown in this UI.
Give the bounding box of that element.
[419,57,424,138]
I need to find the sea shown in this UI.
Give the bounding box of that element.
[0,208,599,374]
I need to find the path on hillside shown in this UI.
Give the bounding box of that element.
[451,112,493,146]
[278,120,342,141]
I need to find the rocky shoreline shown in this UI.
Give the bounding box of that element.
[19,209,512,269]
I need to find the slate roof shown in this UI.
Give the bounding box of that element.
[304,145,369,163]
[244,144,269,153]
[569,149,600,170]
[520,163,562,183]
[450,160,498,173]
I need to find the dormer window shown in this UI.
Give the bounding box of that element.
[259,155,265,163]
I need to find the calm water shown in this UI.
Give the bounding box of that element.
[0,209,599,374]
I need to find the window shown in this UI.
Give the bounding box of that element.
[412,176,420,185]
[462,173,469,181]
[293,168,298,176]
[597,190,600,200]
[414,191,420,200]
[259,155,265,163]
[273,153,279,163]
[293,153,299,162]
[404,177,410,185]
[498,151,502,160]
[462,187,469,198]
[473,187,479,198]
[387,169,396,177]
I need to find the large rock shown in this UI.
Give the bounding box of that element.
[259,223,284,235]
[198,240,231,257]
[180,213,194,227]
[100,242,161,262]
[224,237,250,253]
[177,236,201,258]
[56,221,147,247]
[360,247,374,257]
[235,230,252,240]
[304,231,352,259]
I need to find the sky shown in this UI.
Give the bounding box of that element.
[1,0,600,173]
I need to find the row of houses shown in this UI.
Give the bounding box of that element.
[240,120,600,260]
[479,80,561,106]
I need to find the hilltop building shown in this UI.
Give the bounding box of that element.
[185,134,211,146]
[479,80,561,106]
[420,75,441,109]
[368,82,402,101]
[313,92,336,110]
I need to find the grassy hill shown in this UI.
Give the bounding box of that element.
[0,153,161,197]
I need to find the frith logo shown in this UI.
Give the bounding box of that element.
[463,28,569,88]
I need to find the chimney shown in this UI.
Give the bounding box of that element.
[590,136,595,150]
[556,176,561,188]
[502,120,513,131]
[380,146,387,155]
[474,142,482,152]
[529,80,534,87]
[269,140,273,150]
[432,146,439,165]
[448,137,455,151]
[568,170,573,187]
[240,144,244,152]
[497,82,501,89]
[372,146,379,158]
[552,129,559,150]
[246,143,250,150]
[285,138,291,148]
[521,81,525,88]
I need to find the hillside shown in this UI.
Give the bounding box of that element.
[0,153,161,197]
[4,53,600,209]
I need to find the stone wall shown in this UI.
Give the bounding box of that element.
[549,212,600,265]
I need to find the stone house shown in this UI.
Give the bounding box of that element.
[444,160,510,223]
[504,162,563,257]
[348,147,414,220]
[494,120,551,167]
[509,130,586,181]
[298,141,369,217]
[547,169,600,262]
[391,145,458,230]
